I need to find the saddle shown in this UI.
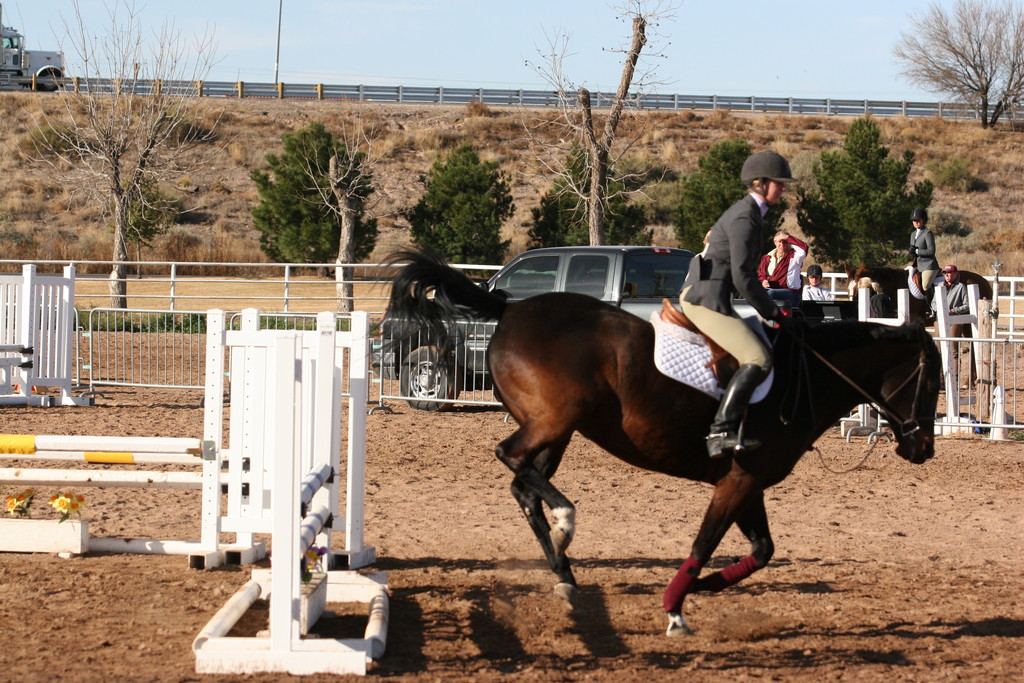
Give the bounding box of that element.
[659,299,737,386]
[904,266,925,300]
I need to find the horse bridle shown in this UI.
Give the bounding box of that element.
[785,327,930,440]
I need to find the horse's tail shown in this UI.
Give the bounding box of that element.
[385,250,508,352]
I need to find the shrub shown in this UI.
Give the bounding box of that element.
[20,122,80,159]
[925,156,985,192]
[929,208,972,238]
[465,100,493,118]
[797,117,933,267]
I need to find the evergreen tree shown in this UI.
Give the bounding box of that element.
[674,138,786,252]
[528,191,573,248]
[122,180,182,266]
[251,122,377,265]
[527,146,651,249]
[797,117,932,267]
[125,181,180,248]
[407,143,513,264]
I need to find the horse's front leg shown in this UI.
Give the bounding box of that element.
[693,493,773,593]
[663,468,763,636]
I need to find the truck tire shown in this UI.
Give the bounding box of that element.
[32,69,62,92]
[399,346,458,411]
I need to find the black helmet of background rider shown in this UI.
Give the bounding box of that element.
[910,207,928,224]
[740,151,797,198]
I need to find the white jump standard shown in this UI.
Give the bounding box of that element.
[0,264,90,407]
[192,311,387,676]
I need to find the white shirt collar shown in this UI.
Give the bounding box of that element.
[749,192,769,217]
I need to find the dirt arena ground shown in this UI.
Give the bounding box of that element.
[1,387,1022,682]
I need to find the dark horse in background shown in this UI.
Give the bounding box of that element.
[846,264,994,322]
[388,251,941,636]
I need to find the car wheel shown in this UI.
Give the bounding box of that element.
[399,346,458,411]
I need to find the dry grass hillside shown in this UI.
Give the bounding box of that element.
[1,92,1022,275]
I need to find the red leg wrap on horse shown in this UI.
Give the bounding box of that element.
[663,556,702,613]
[699,555,760,592]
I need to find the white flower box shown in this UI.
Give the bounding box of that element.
[0,518,89,554]
[301,573,327,635]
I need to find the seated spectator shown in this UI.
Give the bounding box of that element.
[801,264,834,301]
[757,231,807,306]
[859,277,896,318]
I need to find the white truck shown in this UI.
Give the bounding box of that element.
[0,4,64,91]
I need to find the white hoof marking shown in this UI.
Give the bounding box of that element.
[554,582,577,605]
[549,506,575,554]
[666,611,693,637]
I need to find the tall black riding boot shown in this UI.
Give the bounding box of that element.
[706,363,768,459]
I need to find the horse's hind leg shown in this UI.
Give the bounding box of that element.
[497,431,578,603]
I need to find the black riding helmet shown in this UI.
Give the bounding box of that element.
[807,264,823,278]
[910,207,928,223]
[740,150,797,185]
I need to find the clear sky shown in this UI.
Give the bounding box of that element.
[5,1,948,102]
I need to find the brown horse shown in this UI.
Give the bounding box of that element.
[388,251,941,636]
[845,264,993,321]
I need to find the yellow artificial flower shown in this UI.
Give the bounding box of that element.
[48,492,86,522]
[5,489,34,516]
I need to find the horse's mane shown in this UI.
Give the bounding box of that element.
[806,321,942,413]
[803,320,934,357]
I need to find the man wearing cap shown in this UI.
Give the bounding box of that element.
[932,265,970,317]
[680,150,795,459]
[801,264,834,302]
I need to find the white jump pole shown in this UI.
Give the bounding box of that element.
[0,468,205,488]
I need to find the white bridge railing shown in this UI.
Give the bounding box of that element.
[13,76,1020,122]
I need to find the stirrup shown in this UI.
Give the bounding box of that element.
[706,431,762,459]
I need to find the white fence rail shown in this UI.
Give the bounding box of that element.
[6,259,1018,333]
[0,259,500,314]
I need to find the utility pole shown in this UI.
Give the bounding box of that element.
[273,0,283,83]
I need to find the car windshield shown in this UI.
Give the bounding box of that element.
[491,255,559,299]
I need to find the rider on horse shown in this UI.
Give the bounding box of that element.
[909,207,938,308]
[679,151,796,459]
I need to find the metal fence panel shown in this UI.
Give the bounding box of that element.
[83,308,209,390]
[374,318,501,410]
[933,334,1023,434]
[79,308,368,396]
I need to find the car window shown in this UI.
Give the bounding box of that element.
[624,253,692,298]
[491,255,559,299]
[564,255,610,298]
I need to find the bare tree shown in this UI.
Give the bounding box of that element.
[325,119,386,314]
[893,0,1024,128]
[526,1,677,244]
[35,1,218,307]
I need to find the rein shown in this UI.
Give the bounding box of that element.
[780,325,928,440]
